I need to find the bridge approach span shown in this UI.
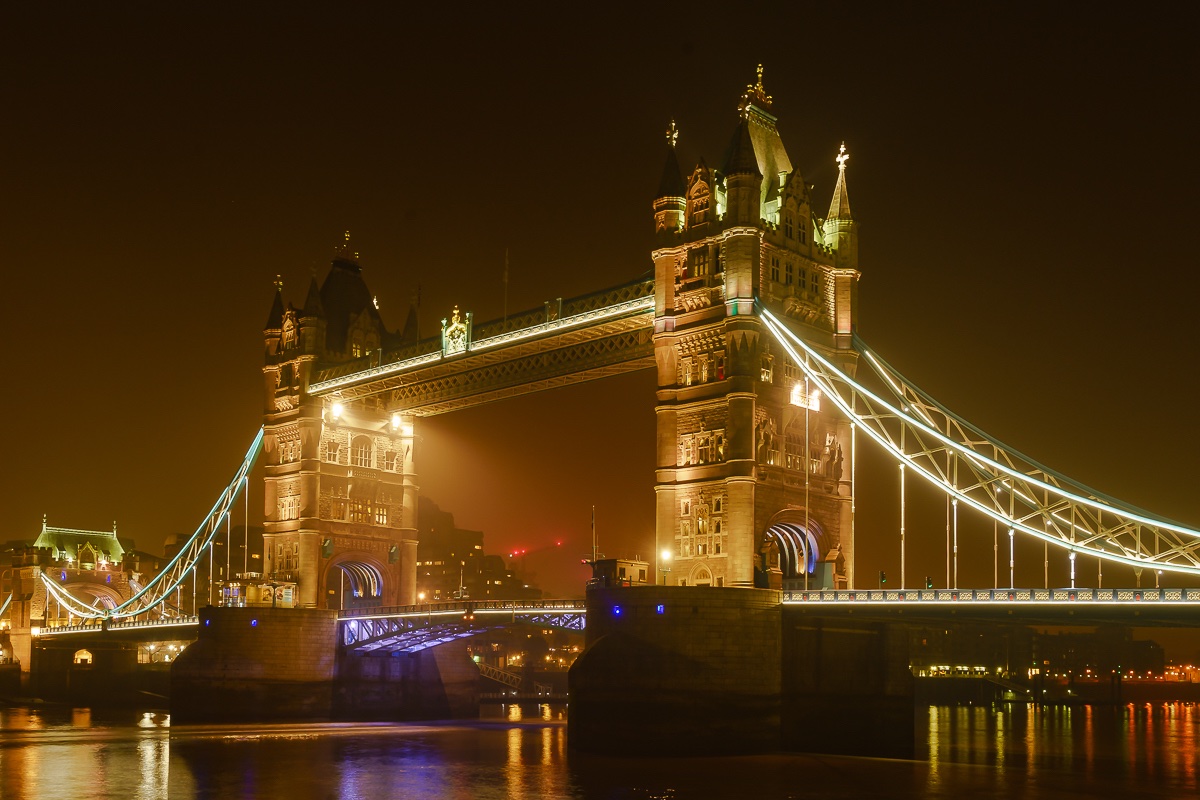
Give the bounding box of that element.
[339,600,587,654]
[785,587,1200,626]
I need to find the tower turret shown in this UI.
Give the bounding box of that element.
[822,144,857,269]
[654,120,686,235]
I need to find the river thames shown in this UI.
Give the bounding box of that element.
[1,702,1196,798]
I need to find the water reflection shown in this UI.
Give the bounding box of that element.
[1,703,1198,798]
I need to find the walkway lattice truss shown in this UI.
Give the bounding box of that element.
[760,307,1200,576]
[39,428,264,620]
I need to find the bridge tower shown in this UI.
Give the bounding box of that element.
[652,68,861,589]
[262,236,419,609]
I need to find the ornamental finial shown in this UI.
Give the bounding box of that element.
[836,142,849,171]
[738,63,773,116]
[666,119,679,148]
[335,230,359,261]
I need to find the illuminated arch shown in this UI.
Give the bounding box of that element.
[73,649,93,665]
[762,511,828,578]
[323,555,386,609]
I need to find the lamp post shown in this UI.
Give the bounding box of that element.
[660,549,672,586]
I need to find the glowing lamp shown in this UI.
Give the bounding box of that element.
[661,549,672,562]
[331,402,344,420]
[391,413,401,430]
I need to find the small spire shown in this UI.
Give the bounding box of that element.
[274,274,283,292]
[827,142,852,221]
[42,513,47,531]
[656,121,686,199]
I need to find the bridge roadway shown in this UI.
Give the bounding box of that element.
[784,587,1200,626]
[26,588,1200,649]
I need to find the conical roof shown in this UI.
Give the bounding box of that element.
[722,118,761,177]
[264,286,284,330]
[826,144,852,220]
[302,275,324,317]
[656,145,686,199]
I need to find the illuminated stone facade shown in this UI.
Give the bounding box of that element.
[653,69,860,589]
[262,240,418,609]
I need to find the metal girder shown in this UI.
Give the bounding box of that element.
[760,306,1200,575]
[340,601,587,653]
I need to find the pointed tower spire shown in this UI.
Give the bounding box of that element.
[656,120,686,199]
[826,143,852,221]
[265,275,285,330]
[822,142,857,269]
[302,269,324,318]
[653,120,687,234]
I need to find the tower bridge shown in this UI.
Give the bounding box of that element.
[4,70,1200,740]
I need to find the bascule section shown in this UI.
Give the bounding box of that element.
[652,68,861,590]
[262,237,419,610]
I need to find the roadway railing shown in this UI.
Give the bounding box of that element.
[784,588,1200,603]
[33,615,200,636]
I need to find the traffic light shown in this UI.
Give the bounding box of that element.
[926,576,933,589]
[879,570,887,586]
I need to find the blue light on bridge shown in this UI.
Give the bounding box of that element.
[204,619,211,627]
[60,571,66,581]
[613,606,622,616]
[656,604,665,615]
[251,619,258,627]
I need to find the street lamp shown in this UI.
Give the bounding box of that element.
[660,549,672,586]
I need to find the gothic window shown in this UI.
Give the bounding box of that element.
[761,355,774,383]
[699,355,709,383]
[698,542,707,556]
[713,243,721,271]
[351,436,372,468]
[784,213,794,239]
[681,498,691,516]
[785,262,794,285]
[279,496,300,521]
[691,248,709,276]
[799,218,808,244]
[770,256,780,282]
[349,500,370,524]
[811,270,820,294]
[783,356,799,380]
[798,267,806,289]
[714,498,723,513]
[682,359,693,386]
[282,321,297,350]
[716,354,725,380]
[697,434,710,464]
[325,440,340,463]
[383,450,397,471]
[374,505,388,526]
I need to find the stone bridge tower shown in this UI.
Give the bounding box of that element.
[262,236,418,609]
[652,68,861,589]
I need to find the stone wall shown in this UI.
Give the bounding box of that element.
[170,606,338,723]
[569,585,782,755]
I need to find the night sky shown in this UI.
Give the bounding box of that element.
[3,5,1198,599]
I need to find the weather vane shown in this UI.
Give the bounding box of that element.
[836,142,849,170]
[665,119,679,148]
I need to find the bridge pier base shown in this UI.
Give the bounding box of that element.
[569,587,915,758]
[780,612,914,758]
[334,642,479,720]
[171,607,338,723]
[569,586,783,756]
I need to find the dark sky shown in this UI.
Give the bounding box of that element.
[3,4,1198,599]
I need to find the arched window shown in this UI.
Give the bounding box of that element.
[351,436,372,468]
[74,649,93,666]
